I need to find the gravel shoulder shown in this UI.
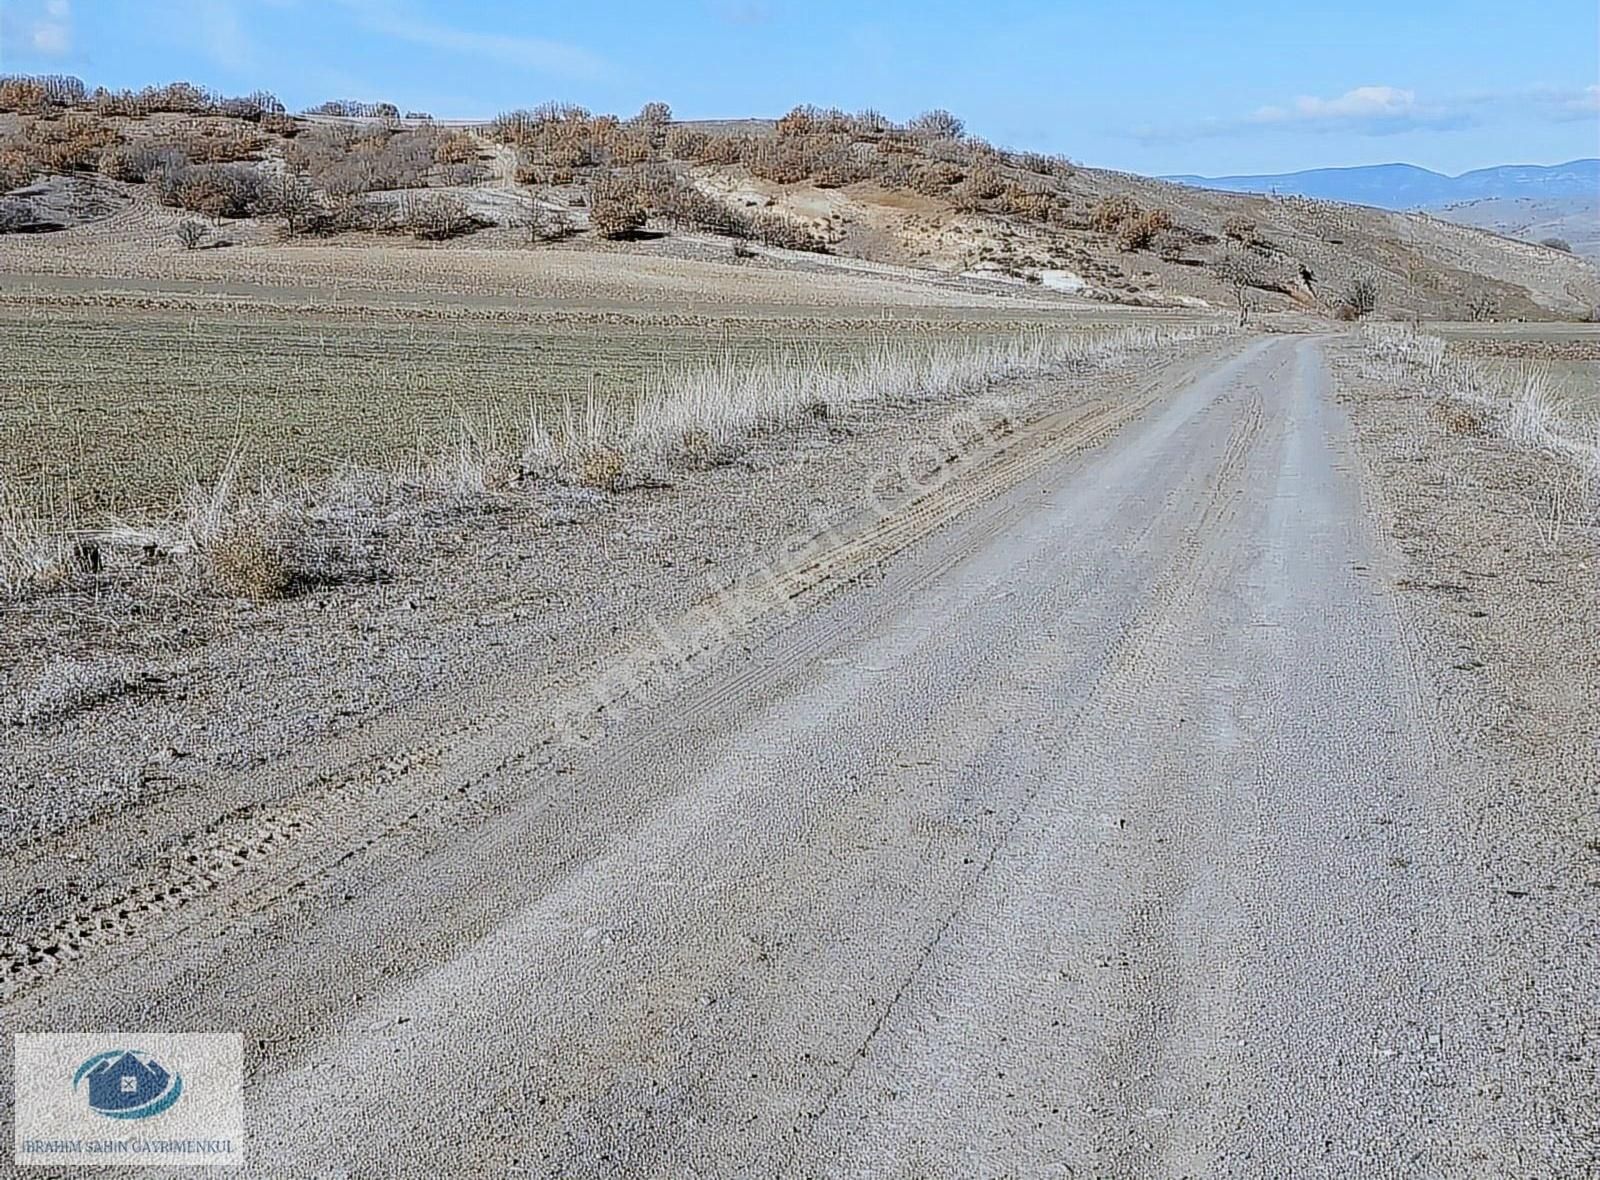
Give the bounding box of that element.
[1328,335,1600,1171]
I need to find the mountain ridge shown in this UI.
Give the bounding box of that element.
[1165,159,1600,209]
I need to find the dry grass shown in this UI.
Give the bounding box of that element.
[206,523,292,600]
[1364,324,1600,490]
[1,322,1226,601]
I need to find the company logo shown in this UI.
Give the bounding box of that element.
[72,1049,184,1120]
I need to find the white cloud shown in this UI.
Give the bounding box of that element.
[1250,86,1430,127]
[21,0,73,55]
[333,0,608,81]
[1131,82,1599,144]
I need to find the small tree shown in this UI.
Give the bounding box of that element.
[176,219,207,250]
[1338,273,1379,319]
[1464,287,1498,322]
[267,171,314,235]
[510,197,549,245]
[1216,251,1267,326]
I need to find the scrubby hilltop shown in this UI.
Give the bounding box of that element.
[1,74,1594,321]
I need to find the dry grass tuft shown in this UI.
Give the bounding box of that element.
[206,523,292,600]
[578,448,626,491]
[1430,400,1488,436]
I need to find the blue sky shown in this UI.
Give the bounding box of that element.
[1,0,1596,175]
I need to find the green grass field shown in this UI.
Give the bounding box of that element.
[0,305,1021,517]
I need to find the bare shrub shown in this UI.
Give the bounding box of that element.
[1338,273,1380,319]
[176,219,207,250]
[169,163,264,219]
[908,109,965,140]
[1222,214,1256,243]
[1117,208,1171,251]
[1089,195,1139,233]
[588,172,648,238]
[1215,251,1272,325]
[263,171,316,234]
[1465,287,1499,322]
[98,142,180,182]
[402,191,477,240]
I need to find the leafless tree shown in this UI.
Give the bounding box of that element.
[176,219,207,250]
[1339,273,1379,319]
[1215,251,1267,326]
[1464,287,1498,322]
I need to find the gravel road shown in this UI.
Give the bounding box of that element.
[3,337,1574,1176]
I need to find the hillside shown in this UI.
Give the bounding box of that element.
[1426,194,1600,262]
[0,78,1595,322]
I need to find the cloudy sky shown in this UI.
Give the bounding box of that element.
[1,0,1595,176]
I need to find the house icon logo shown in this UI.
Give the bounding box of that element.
[72,1049,184,1119]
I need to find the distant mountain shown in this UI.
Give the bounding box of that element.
[1165,160,1600,210]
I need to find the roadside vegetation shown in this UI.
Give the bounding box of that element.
[0,323,1224,604]
[1363,325,1600,509]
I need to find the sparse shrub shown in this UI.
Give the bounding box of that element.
[951,166,1005,210]
[432,131,479,165]
[908,109,965,140]
[260,112,298,138]
[664,126,708,160]
[1465,287,1498,322]
[9,114,120,174]
[748,209,827,252]
[1222,214,1256,243]
[1117,208,1171,251]
[1089,194,1139,233]
[1338,273,1379,319]
[402,191,476,240]
[909,161,964,196]
[1332,303,1361,322]
[0,149,35,191]
[1541,237,1573,253]
[176,219,207,250]
[588,172,648,238]
[170,163,264,219]
[1430,400,1487,436]
[0,76,51,113]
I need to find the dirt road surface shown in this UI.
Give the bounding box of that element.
[2,337,1572,1176]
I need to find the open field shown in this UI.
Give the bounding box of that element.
[2,301,1112,515]
[1426,320,1600,415]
